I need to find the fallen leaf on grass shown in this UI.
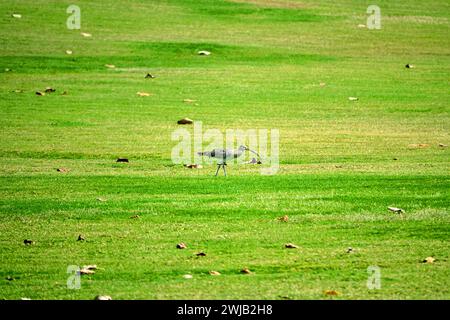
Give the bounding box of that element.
[184,164,203,169]
[45,87,56,93]
[324,290,340,296]
[77,234,85,241]
[408,143,429,149]
[209,271,221,276]
[388,206,404,214]
[35,91,45,96]
[95,295,112,300]
[66,50,73,55]
[130,215,140,219]
[177,242,187,249]
[105,64,116,69]
[240,268,252,274]
[183,274,193,279]
[277,215,289,222]
[177,118,194,125]
[198,50,211,56]
[438,143,448,148]
[247,158,262,164]
[136,92,152,97]
[96,197,107,202]
[422,257,435,264]
[80,265,97,275]
[80,268,95,275]
[57,168,69,173]
[145,73,156,79]
[81,32,92,37]
[348,97,359,101]
[285,243,299,249]
[12,13,22,18]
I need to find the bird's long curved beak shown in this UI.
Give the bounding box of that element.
[247,148,260,158]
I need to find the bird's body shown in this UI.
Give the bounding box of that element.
[198,145,246,163]
[198,145,259,176]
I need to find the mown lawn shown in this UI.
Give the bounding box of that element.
[0,0,449,299]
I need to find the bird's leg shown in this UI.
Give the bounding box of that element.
[215,164,221,176]
[222,163,227,176]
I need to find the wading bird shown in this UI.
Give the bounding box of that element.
[198,145,260,176]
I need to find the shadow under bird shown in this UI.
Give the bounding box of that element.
[198,145,260,176]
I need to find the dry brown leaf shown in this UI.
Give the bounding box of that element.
[408,143,429,149]
[209,271,221,276]
[247,158,262,164]
[176,242,187,249]
[240,268,252,274]
[388,206,404,214]
[278,215,289,222]
[184,164,203,169]
[80,268,95,275]
[136,92,151,97]
[285,243,299,249]
[82,265,97,270]
[177,118,194,125]
[422,257,435,264]
[57,168,69,173]
[324,290,340,296]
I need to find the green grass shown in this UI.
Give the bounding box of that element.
[0,0,449,299]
